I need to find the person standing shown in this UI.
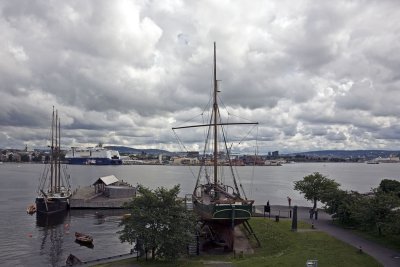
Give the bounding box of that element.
[287,196,292,208]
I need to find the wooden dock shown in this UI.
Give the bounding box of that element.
[70,186,133,209]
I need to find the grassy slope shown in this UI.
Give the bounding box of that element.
[96,218,382,267]
[237,219,381,267]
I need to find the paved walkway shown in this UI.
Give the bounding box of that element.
[258,205,400,267]
[233,226,254,255]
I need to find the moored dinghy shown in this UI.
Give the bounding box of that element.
[26,203,36,214]
[75,232,93,244]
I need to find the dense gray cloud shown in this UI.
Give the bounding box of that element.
[1,0,400,153]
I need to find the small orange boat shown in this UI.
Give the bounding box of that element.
[26,204,36,215]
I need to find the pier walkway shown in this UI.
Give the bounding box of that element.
[70,186,133,209]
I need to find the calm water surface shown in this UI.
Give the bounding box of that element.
[0,162,399,266]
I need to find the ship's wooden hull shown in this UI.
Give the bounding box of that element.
[193,200,252,226]
[35,196,70,214]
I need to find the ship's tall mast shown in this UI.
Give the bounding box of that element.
[55,110,58,192]
[171,42,259,188]
[213,42,218,185]
[58,114,61,192]
[50,106,54,192]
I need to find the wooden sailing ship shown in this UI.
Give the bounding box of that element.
[35,107,72,214]
[173,43,258,250]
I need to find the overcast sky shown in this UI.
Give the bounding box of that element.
[1,0,400,154]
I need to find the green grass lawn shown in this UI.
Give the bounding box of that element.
[96,218,382,267]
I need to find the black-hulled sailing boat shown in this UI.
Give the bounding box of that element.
[173,43,258,250]
[36,107,72,214]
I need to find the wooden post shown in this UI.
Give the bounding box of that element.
[291,206,298,231]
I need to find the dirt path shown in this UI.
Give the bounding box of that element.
[233,226,254,255]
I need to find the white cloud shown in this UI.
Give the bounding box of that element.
[1,0,400,153]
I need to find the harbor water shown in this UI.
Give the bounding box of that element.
[0,162,399,266]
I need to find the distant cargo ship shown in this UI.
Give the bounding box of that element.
[65,146,122,165]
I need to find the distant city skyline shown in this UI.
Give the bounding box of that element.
[3,145,400,161]
[1,1,400,154]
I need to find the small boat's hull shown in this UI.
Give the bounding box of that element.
[75,240,94,248]
[75,237,93,244]
[35,197,70,214]
[75,232,94,245]
[26,204,37,215]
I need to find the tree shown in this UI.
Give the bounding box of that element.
[118,184,196,260]
[323,189,361,225]
[319,177,400,237]
[31,153,42,162]
[379,179,400,197]
[294,172,340,211]
[21,154,30,162]
[350,189,400,234]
